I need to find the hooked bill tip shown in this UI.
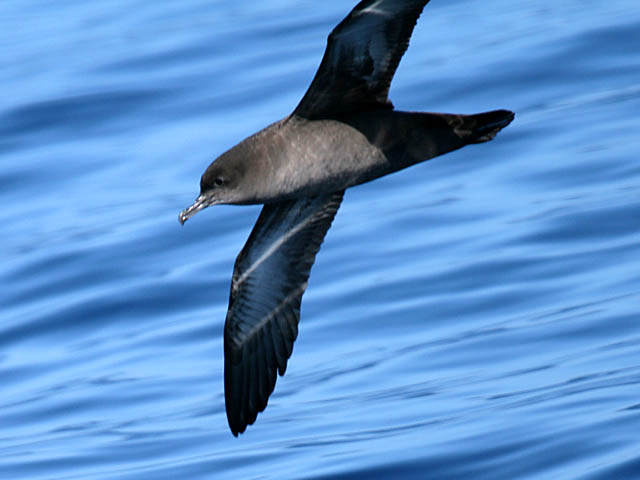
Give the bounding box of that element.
[179,194,209,225]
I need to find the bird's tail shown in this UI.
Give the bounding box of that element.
[456,109,515,144]
[341,108,515,176]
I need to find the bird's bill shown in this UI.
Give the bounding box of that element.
[179,194,213,225]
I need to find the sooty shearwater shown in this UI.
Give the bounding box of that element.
[179,0,514,436]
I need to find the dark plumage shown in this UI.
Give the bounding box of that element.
[179,0,514,436]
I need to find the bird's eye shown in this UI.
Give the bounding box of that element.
[214,177,225,186]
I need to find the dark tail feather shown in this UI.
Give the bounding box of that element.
[339,108,515,175]
[461,109,515,143]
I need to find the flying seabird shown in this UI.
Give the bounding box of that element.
[179,0,514,436]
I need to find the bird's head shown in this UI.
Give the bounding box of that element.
[179,156,244,225]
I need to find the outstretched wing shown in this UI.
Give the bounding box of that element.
[224,191,345,436]
[293,0,431,120]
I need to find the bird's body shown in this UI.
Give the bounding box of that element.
[198,109,512,205]
[179,0,514,436]
[201,115,385,204]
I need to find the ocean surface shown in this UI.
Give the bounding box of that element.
[2,1,640,478]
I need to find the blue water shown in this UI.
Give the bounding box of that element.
[2,0,640,478]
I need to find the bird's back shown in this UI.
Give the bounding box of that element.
[227,109,513,204]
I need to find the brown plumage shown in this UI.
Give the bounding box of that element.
[179,0,514,436]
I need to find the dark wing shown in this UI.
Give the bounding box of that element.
[293,0,431,120]
[224,191,345,436]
